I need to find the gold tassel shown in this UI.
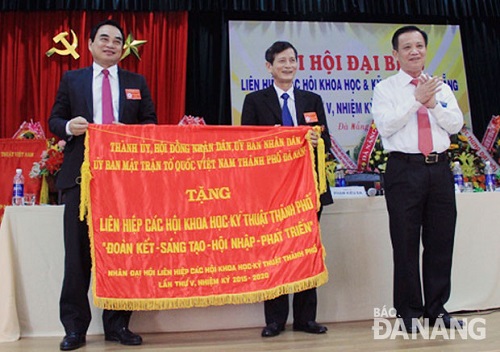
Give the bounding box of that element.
[306,129,321,211]
[79,132,92,221]
[39,175,49,204]
[315,127,327,195]
[307,127,327,211]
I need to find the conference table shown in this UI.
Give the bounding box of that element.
[1,192,499,341]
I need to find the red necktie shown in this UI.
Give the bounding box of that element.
[411,78,433,156]
[102,69,114,124]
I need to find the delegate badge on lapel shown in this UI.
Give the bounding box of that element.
[125,89,142,100]
[304,112,319,123]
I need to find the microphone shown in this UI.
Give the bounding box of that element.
[367,188,377,197]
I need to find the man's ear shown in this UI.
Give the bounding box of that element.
[265,61,273,74]
[392,49,399,62]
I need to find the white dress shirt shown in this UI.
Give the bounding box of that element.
[372,69,464,154]
[92,62,119,124]
[64,63,120,136]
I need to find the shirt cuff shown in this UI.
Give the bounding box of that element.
[65,121,73,136]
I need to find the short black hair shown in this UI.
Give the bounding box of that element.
[391,26,428,50]
[90,19,125,43]
[265,41,298,64]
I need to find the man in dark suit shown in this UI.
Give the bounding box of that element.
[241,41,333,338]
[49,19,157,351]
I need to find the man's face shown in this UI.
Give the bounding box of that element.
[88,25,123,68]
[266,48,298,86]
[393,31,427,76]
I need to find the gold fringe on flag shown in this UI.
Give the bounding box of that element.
[81,130,99,304]
[93,270,328,311]
[79,132,92,221]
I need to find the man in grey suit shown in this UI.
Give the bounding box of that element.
[241,41,332,338]
[49,19,157,351]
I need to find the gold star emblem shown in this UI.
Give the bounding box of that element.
[121,33,147,61]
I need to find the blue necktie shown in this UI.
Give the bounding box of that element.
[281,93,294,126]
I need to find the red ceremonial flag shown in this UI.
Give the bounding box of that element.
[81,125,328,310]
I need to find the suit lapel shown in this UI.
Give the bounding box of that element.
[118,68,125,120]
[262,86,282,125]
[294,89,306,126]
[83,67,93,121]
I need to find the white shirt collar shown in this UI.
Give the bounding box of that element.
[92,62,118,79]
[397,69,423,86]
[273,84,294,101]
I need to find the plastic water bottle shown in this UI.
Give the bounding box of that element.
[12,168,24,206]
[335,164,346,187]
[484,161,496,192]
[452,161,464,193]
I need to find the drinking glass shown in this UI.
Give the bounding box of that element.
[23,193,36,205]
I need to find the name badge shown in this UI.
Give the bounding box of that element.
[304,112,318,123]
[330,186,367,198]
[125,89,141,100]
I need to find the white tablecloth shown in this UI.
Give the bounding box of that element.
[319,192,500,322]
[0,206,65,341]
[1,193,499,341]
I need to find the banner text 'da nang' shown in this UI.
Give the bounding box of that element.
[81,125,328,310]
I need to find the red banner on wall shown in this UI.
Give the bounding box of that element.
[0,139,45,221]
[81,125,328,310]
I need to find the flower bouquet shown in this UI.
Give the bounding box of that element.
[352,126,495,191]
[12,120,46,139]
[29,138,65,203]
[325,151,338,187]
[447,133,486,191]
[353,134,388,174]
[178,115,206,125]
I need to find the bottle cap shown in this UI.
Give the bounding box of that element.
[367,188,377,197]
[16,168,22,173]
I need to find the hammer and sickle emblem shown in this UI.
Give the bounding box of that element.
[46,30,80,59]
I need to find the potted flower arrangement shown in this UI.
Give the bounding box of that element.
[353,135,388,174]
[353,129,493,191]
[325,151,338,187]
[29,138,65,203]
[489,136,500,167]
[447,133,486,191]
